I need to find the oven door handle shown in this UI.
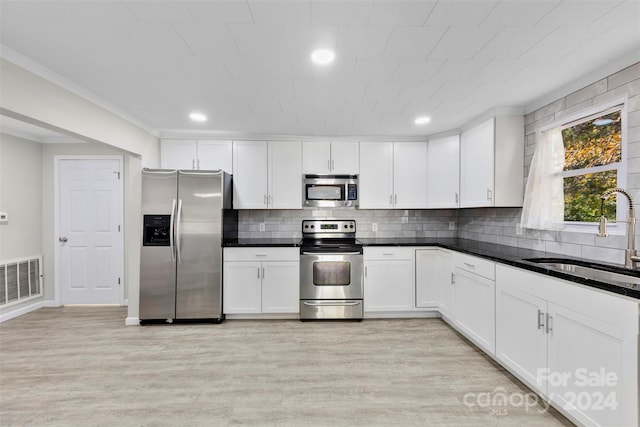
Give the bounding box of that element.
[303,301,361,307]
[301,252,362,256]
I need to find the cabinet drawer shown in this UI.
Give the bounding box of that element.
[364,247,414,260]
[454,253,495,280]
[224,247,299,262]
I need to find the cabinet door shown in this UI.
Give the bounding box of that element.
[161,140,197,169]
[415,249,439,308]
[302,142,331,174]
[268,141,302,209]
[233,141,268,209]
[197,140,233,173]
[453,267,496,355]
[438,250,454,319]
[547,303,630,427]
[393,142,427,208]
[427,135,460,208]
[223,262,262,313]
[495,281,547,393]
[460,118,494,207]
[261,261,299,313]
[359,142,394,209]
[331,141,359,174]
[364,260,413,311]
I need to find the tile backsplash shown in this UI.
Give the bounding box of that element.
[238,209,458,240]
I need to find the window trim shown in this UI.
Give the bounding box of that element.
[537,97,628,233]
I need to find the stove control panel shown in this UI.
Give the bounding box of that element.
[302,220,356,237]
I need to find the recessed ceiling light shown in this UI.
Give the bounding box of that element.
[311,49,335,65]
[414,116,431,125]
[189,112,207,122]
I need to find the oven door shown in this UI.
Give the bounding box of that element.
[300,252,363,300]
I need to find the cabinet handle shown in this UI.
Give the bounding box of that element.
[257,267,260,279]
[262,267,265,278]
[264,194,268,205]
[487,188,493,201]
[455,192,459,205]
[197,158,200,169]
[365,266,367,277]
[451,272,455,284]
[546,313,553,333]
[269,194,273,206]
[537,309,545,330]
[192,159,196,169]
[394,194,398,204]
[463,262,475,268]
[382,253,394,256]
[254,254,267,257]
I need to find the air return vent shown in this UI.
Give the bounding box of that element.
[0,256,43,307]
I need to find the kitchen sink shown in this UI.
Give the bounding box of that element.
[524,258,640,291]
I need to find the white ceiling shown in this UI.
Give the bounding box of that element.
[1,0,639,139]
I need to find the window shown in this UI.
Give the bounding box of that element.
[560,107,624,225]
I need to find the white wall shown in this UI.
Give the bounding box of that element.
[0,58,160,166]
[0,133,43,260]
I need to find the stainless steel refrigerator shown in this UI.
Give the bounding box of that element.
[140,169,236,323]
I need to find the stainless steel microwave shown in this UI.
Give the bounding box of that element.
[303,175,358,208]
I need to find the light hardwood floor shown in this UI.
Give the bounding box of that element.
[0,307,573,426]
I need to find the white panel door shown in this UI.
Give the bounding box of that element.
[364,260,413,311]
[261,262,299,313]
[393,142,427,208]
[268,141,302,209]
[233,141,268,209]
[415,249,439,308]
[427,135,460,208]
[161,140,197,169]
[359,142,394,209]
[453,267,496,355]
[460,118,495,207]
[302,141,331,174]
[223,262,262,314]
[495,282,548,393]
[59,159,122,304]
[330,141,359,174]
[197,140,233,173]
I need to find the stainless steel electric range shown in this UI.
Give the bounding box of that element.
[299,220,364,320]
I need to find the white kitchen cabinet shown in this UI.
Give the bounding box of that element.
[436,250,454,319]
[223,248,299,314]
[364,247,414,312]
[496,264,639,427]
[233,141,302,209]
[302,141,359,174]
[427,135,460,208]
[452,254,496,355]
[459,115,523,207]
[161,139,232,172]
[359,142,427,209]
[415,249,439,308]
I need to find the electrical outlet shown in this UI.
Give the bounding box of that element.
[449,221,456,231]
[259,223,266,232]
[372,223,378,232]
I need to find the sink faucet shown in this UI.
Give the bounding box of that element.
[598,187,640,269]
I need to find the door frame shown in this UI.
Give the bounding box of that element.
[53,155,125,306]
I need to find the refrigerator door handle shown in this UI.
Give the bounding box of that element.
[176,198,183,263]
[169,198,177,261]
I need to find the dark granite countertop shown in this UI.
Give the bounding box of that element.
[224,236,640,300]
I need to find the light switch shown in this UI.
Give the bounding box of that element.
[0,212,7,224]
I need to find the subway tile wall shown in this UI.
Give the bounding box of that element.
[458,62,640,266]
[238,209,459,240]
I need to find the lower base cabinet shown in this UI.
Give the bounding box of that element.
[223,248,299,314]
[496,264,638,427]
[364,247,414,312]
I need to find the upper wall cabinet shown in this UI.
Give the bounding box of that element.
[302,141,359,174]
[359,142,427,209]
[161,139,233,173]
[427,135,460,208]
[459,116,524,208]
[233,141,302,209]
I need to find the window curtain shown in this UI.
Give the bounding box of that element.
[520,127,565,230]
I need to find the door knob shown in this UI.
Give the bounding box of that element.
[59,237,68,242]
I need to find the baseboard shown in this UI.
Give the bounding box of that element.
[364,311,440,319]
[42,300,61,308]
[125,317,140,326]
[224,313,299,320]
[0,300,44,322]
